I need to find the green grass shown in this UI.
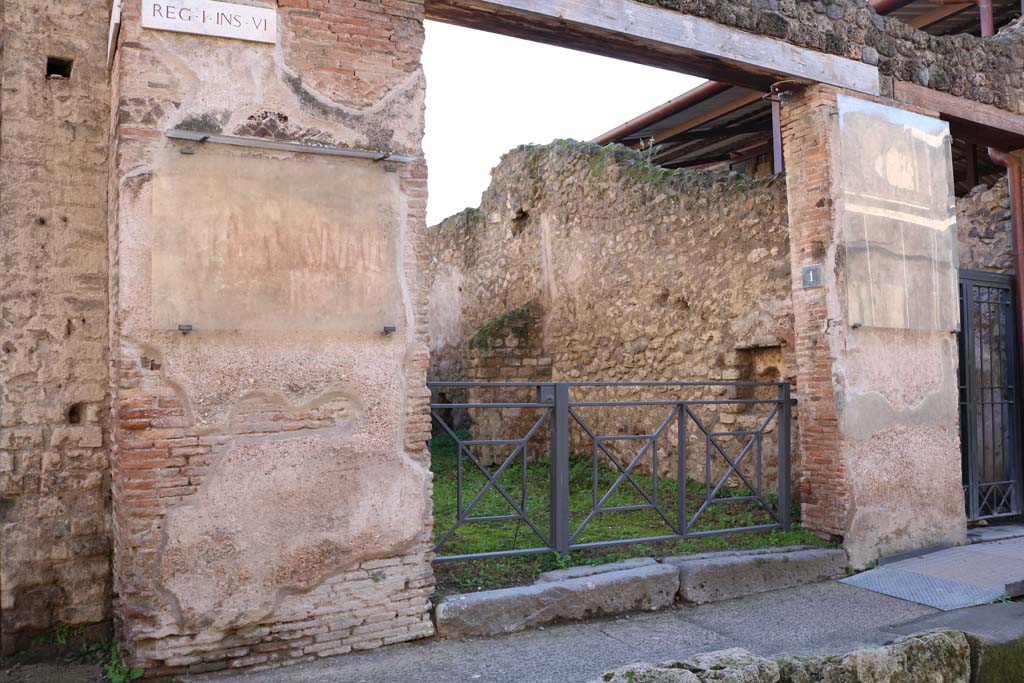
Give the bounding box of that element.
[431,430,831,596]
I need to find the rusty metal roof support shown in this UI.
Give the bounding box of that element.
[989,148,1024,361]
[592,81,732,146]
[932,0,995,35]
[871,0,921,13]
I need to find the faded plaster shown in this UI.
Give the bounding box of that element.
[160,416,428,632]
[844,424,965,567]
[150,146,405,334]
[827,92,966,565]
[840,331,959,440]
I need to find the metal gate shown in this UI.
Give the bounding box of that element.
[959,269,1024,521]
[430,381,792,561]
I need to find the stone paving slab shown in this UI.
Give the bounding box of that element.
[967,523,1024,545]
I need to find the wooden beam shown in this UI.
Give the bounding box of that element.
[908,3,974,29]
[965,142,978,188]
[894,81,1024,148]
[425,0,881,95]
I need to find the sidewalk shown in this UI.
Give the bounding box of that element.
[209,528,1024,683]
[7,529,1023,683]
[208,582,938,683]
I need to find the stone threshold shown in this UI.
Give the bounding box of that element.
[434,546,848,639]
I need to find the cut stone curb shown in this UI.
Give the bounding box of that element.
[435,546,850,639]
[778,630,972,683]
[663,548,848,605]
[892,602,1024,683]
[597,648,777,683]
[592,631,971,683]
[435,563,679,639]
[536,557,658,582]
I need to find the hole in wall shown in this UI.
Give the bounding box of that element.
[67,403,84,424]
[511,209,530,236]
[45,57,74,79]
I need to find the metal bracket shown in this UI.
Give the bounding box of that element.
[165,129,417,163]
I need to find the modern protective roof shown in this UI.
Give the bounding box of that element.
[595,0,1024,194]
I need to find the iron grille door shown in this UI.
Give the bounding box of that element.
[958,269,1023,521]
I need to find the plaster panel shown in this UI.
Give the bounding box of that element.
[151,146,404,334]
[837,95,958,332]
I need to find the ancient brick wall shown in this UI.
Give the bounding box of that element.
[0,0,112,655]
[777,87,848,539]
[427,142,797,486]
[459,304,553,466]
[634,0,1024,114]
[106,0,433,675]
[958,177,1014,274]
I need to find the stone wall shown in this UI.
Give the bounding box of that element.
[634,0,1024,114]
[0,0,112,654]
[106,0,433,675]
[958,177,1014,274]
[427,142,797,487]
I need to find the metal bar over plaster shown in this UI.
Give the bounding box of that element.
[165,129,417,163]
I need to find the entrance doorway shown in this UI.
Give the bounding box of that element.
[958,269,1024,521]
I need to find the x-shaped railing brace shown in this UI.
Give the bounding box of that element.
[570,407,679,543]
[431,410,551,551]
[682,404,781,534]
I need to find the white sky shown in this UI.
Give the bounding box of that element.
[422,21,704,226]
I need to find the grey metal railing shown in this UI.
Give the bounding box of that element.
[430,381,792,562]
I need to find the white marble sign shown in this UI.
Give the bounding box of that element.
[141,0,276,44]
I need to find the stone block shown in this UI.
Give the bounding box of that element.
[596,633,970,683]
[778,630,971,683]
[663,548,847,604]
[536,557,658,582]
[595,648,779,683]
[435,563,680,639]
[50,426,104,449]
[892,602,1024,683]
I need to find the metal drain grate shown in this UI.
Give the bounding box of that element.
[841,537,1024,611]
[842,568,1006,611]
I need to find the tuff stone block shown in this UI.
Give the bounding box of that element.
[435,563,680,639]
[663,548,849,605]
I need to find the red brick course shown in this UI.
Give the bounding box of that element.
[780,86,849,537]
